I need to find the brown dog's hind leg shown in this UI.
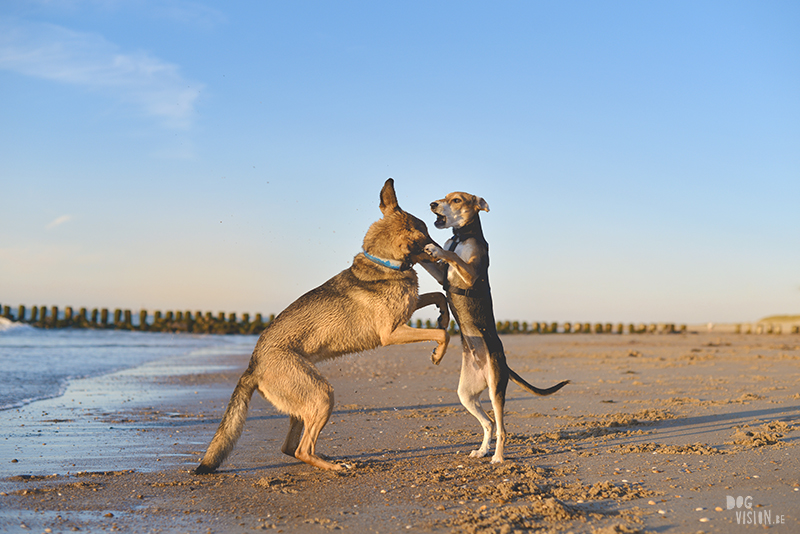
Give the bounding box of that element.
[259,351,341,470]
[281,416,303,457]
[293,384,341,470]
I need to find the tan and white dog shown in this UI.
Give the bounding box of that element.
[422,192,568,463]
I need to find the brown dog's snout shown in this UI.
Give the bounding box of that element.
[411,234,433,254]
[430,201,438,211]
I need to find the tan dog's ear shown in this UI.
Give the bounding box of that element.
[476,196,489,212]
[380,178,400,215]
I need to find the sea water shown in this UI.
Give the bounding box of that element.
[0,318,256,410]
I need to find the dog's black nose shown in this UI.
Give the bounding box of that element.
[430,202,438,210]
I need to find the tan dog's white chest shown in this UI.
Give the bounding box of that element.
[444,240,468,286]
[425,238,482,288]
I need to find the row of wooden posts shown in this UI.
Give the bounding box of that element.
[3,303,682,335]
[493,321,686,335]
[454,320,688,335]
[1,304,274,335]
[737,323,800,335]
[4,304,797,336]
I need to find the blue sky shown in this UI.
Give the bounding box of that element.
[1,1,798,324]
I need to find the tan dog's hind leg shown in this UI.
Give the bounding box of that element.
[490,408,506,463]
[487,367,508,464]
[459,386,493,458]
[457,343,494,458]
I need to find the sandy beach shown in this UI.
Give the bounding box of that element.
[1,332,798,533]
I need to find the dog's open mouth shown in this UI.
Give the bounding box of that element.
[434,213,447,228]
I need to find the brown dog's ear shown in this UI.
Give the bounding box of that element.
[379,178,400,215]
[475,196,490,212]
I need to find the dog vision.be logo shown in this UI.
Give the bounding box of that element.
[727,496,785,526]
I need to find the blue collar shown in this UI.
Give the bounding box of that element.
[363,251,405,270]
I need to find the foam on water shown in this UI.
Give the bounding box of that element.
[0,316,28,332]
[0,326,256,410]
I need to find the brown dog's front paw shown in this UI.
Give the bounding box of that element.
[431,331,449,365]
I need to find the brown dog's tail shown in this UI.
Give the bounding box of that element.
[194,371,257,475]
[508,369,569,396]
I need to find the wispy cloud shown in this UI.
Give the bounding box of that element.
[46,214,73,229]
[0,18,203,129]
[24,0,226,29]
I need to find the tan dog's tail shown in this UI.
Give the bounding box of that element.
[194,371,257,474]
[508,370,569,396]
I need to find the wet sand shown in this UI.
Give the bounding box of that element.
[1,332,798,533]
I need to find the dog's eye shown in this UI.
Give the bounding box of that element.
[452,198,461,204]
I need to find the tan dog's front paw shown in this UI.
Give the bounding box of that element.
[424,243,445,261]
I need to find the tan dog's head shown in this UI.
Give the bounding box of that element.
[363,179,434,268]
[430,192,489,230]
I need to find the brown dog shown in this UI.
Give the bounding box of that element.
[195,179,449,473]
[422,191,568,463]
